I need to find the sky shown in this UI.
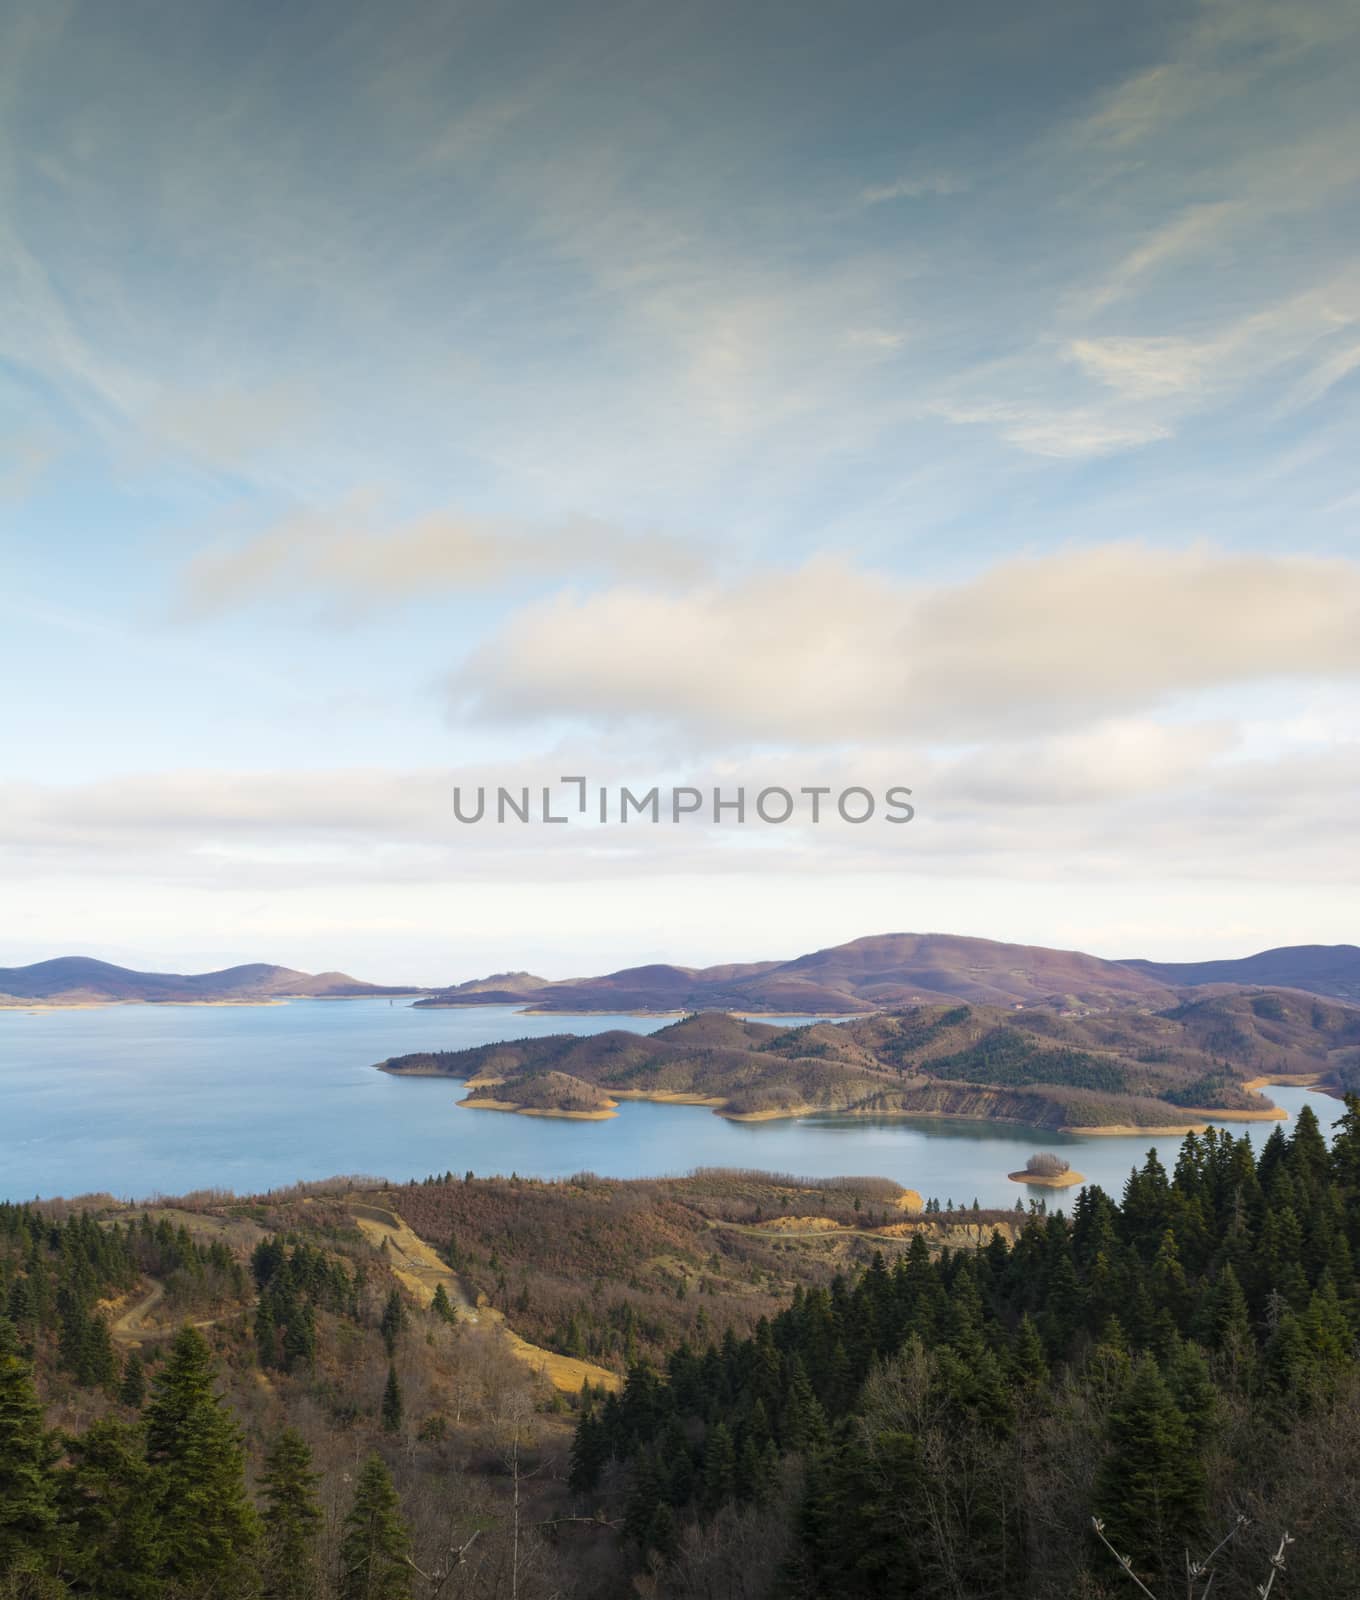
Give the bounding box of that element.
[2,0,1359,984]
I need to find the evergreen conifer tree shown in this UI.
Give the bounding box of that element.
[380,1290,405,1356]
[701,1421,735,1511]
[261,1427,323,1600]
[144,1324,259,1591]
[381,1363,404,1433]
[119,1349,147,1409]
[1094,1353,1205,1580]
[338,1454,411,1600]
[568,1409,607,1493]
[0,1317,61,1575]
[58,1417,162,1600]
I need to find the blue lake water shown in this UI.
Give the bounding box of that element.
[0,999,1343,1208]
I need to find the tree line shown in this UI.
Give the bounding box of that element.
[571,1101,1360,1597]
[1,1320,411,1600]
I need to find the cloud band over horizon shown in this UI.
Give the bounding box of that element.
[2,0,1358,978]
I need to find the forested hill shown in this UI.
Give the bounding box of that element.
[3,1105,1359,1597]
[572,1100,1360,1599]
[379,988,1360,1129]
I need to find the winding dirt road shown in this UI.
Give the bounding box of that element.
[346,1198,620,1394]
[109,1279,250,1345]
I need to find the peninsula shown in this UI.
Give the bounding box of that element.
[376,988,1358,1133]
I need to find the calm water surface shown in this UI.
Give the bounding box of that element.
[0,999,1342,1206]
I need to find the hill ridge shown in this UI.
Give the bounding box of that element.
[0,955,420,1004]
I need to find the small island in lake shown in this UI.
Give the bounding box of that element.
[1009,1152,1085,1188]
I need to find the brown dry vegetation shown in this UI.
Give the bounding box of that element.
[385,1168,1008,1372]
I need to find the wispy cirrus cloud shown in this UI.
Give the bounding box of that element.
[860,174,969,205]
[176,505,713,617]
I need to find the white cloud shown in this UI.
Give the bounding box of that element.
[1065,336,1211,400]
[1077,203,1243,316]
[176,506,712,617]
[1076,0,1358,150]
[3,726,1356,905]
[1069,274,1360,404]
[930,400,1171,458]
[860,174,968,205]
[448,543,1360,745]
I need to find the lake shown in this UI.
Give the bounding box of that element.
[0,998,1344,1208]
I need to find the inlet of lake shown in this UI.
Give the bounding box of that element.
[0,998,1344,1208]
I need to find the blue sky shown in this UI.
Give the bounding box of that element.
[2,0,1358,981]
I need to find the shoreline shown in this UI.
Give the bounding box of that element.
[413,1002,868,1020]
[381,1070,1320,1136]
[1243,1071,1345,1101]
[1,994,426,1012]
[458,1096,619,1121]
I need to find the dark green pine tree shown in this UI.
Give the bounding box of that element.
[1329,1093,1360,1188]
[261,1427,323,1600]
[381,1363,404,1433]
[801,1424,925,1599]
[80,1311,119,1391]
[6,1272,36,1337]
[1264,1309,1317,1404]
[1166,1338,1219,1447]
[380,1290,405,1357]
[646,1501,678,1564]
[1010,1313,1049,1389]
[282,1300,317,1372]
[339,1453,412,1600]
[256,1296,278,1369]
[782,1356,830,1454]
[0,1317,61,1575]
[57,1284,89,1378]
[622,1446,665,1550]
[144,1324,259,1591]
[430,1283,456,1323]
[119,1349,147,1409]
[1205,1263,1255,1387]
[58,1417,162,1600]
[568,1409,608,1494]
[701,1421,736,1511]
[1094,1353,1205,1582]
[735,1432,762,1504]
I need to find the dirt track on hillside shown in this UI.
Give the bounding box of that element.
[347,1198,620,1394]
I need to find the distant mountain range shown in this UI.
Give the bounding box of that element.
[415,932,1360,1014]
[4,934,1358,1010]
[1121,944,1360,1003]
[0,957,418,1006]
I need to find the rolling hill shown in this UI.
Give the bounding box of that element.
[1122,943,1360,1003]
[380,988,1360,1131]
[0,956,421,1006]
[416,933,1360,1014]
[415,932,1181,1014]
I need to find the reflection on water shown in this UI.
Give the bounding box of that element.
[0,1000,1344,1208]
